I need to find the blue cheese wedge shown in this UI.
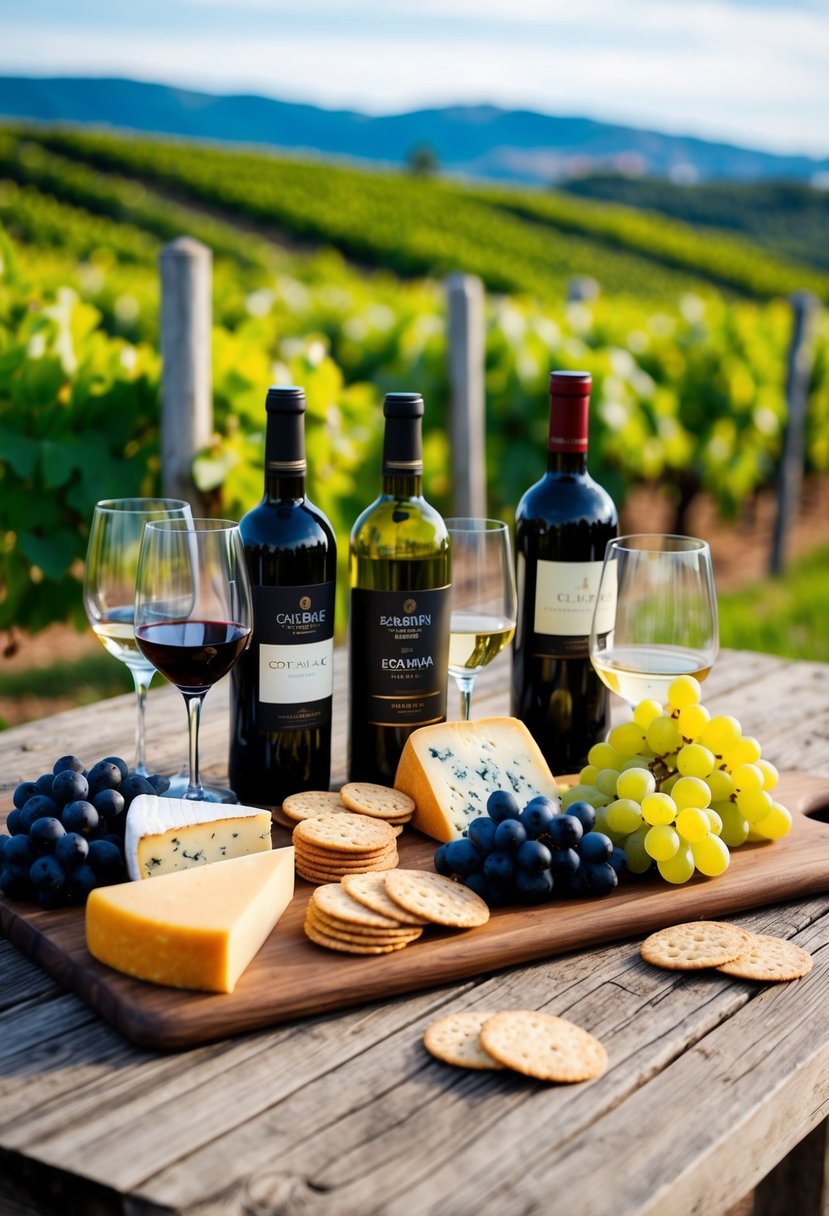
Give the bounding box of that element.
[394,717,560,842]
[125,795,273,881]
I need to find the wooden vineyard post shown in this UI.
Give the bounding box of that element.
[770,291,820,576]
[446,273,487,518]
[159,237,213,511]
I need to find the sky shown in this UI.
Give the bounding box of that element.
[1,0,828,157]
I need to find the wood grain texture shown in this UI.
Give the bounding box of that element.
[2,770,828,1049]
[3,649,829,1216]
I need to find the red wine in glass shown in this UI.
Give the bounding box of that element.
[135,620,250,693]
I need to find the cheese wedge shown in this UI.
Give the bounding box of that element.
[125,795,272,881]
[86,847,295,993]
[395,716,560,842]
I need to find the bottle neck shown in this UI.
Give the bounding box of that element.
[264,411,306,501]
[382,473,423,499]
[382,414,423,498]
[547,391,589,475]
[547,450,588,475]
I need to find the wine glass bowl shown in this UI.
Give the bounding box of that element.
[83,497,192,774]
[134,519,252,801]
[446,518,517,721]
[589,533,719,706]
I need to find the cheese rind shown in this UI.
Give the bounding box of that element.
[394,717,560,842]
[86,847,295,993]
[125,794,272,881]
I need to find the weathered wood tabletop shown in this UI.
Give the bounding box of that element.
[2,646,829,1216]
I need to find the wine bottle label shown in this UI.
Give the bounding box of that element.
[351,586,451,727]
[254,583,335,730]
[530,558,616,657]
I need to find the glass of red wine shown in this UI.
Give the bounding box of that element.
[134,518,253,802]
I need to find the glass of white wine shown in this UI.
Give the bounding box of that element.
[446,518,517,721]
[83,497,192,774]
[589,534,719,706]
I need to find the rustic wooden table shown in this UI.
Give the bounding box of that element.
[2,646,829,1216]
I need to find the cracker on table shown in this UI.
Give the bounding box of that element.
[424,1012,504,1071]
[479,1011,608,1083]
[282,791,347,821]
[384,869,490,928]
[293,813,396,854]
[310,882,404,929]
[715,934,812,982]
[341,872,427,926]
[340,782,415,821]
[304,918,413,955]
[641,921,751,971]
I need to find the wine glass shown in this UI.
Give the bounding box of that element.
[83,497,193,775]
[589,534,719,707]
[445,518,517,721]
[134,519,253,802]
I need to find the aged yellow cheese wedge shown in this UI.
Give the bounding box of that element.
[85,847,295,993]
[395,716,560,842]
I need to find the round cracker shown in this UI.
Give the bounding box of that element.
[310,907,422,939]
[297,858,398,885]
[480,1011,608,1083]
[715,934,812,981]
[641,921,751,971]
[307,908,422,946]
[384,869,490,928]
[295,844,398,870]
[311,882,404,928]
[424,1012,504,1071]
[303,919,412,955]
[282,791,346,821]
[341,872,427,926]
[294,813,395,854]
[340,782,415,821]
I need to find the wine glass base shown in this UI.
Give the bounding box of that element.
[161,772,239,804]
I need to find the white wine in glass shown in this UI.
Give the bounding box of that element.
[84,497,192,774]
[589,534,718,706]
[446,519,517,721]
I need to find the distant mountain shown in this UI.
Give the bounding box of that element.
[1,75,828,186]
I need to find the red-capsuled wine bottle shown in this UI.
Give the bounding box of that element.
[511,371,618,773]
[229,386,336,806]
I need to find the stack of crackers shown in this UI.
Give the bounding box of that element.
[640,921,812,982]
[282,783,415,837]
[424,1010,608,1084]
[282,783,416,884]
[303,870,490,955]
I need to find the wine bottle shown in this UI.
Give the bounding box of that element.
[348,391,451,785]
[229,386,336,806]
[511,371,618,773]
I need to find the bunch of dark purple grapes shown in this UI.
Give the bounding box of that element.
[434,790,626,907]
[0,754,169,908]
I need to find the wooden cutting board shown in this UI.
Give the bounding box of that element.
[2,770,829,1050]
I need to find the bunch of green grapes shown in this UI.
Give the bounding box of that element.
[561,675,791,886]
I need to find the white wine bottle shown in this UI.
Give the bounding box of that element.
[348,392,451,784]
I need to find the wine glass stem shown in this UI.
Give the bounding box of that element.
[455,675,476,722]
[183,692,206,799]
[129,666,154,776]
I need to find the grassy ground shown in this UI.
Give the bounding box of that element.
[717,544,829,662]
[1,543,826,729]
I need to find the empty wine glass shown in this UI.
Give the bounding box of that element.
[134,519,253,802]
[446,518,517,721]
[589,534,719,707]
[83,497,192,774]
